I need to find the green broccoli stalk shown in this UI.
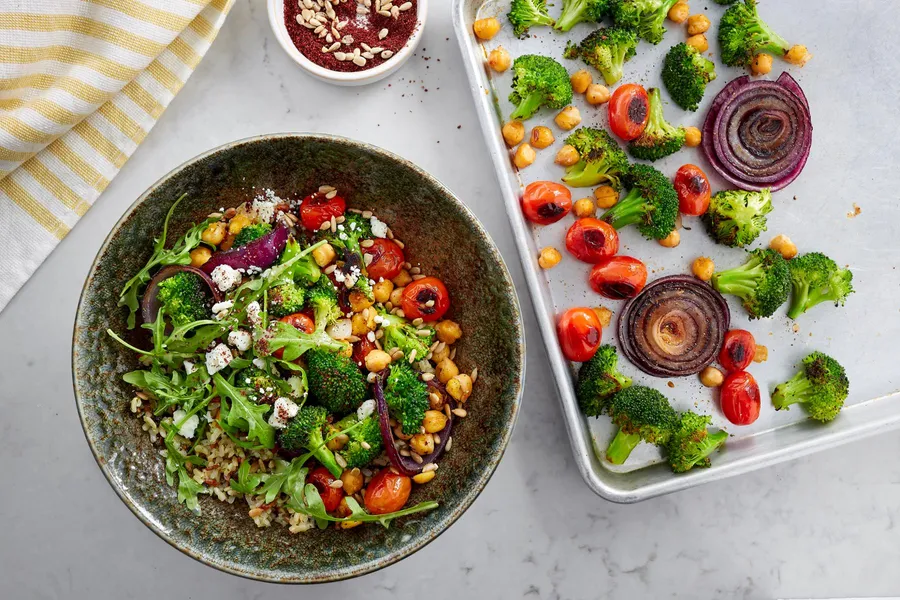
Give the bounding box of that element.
[661,42,717,112]
[613,0,680,44]
[628,88,685,161]
[279,236,321,286]
[561,127,630,189]
[335,412,384,468]
[606,386,678,465]
[554,0,610,33]
[787,253,854,319]
[704,189,772,248]
[232,223,272,248]
[772,352,849,423]
[306,349,367,415]
[600,164,679,240]
[383,362,429,435]
[575,345,632,417]
[718,0,794,68]
[156,271,211,326]
[712,248,791,319]
[665,412,728,473]
[306,276,343,331]
[269,281,306,318]
[323,213,374,299]
[377,309,435,363]
[279,405,342,477]
[508,55,574,121]
[564,27,637,86]
[507,0,555,37]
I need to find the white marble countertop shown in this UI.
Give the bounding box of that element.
[2,2,899,598]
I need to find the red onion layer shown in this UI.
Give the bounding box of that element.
[617,275,730,378]
[140,265,222,324]
[201,223,290,275]
[702,72,812,192]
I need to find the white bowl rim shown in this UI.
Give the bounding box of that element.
[266,0,428,82]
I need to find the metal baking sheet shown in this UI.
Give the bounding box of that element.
[453,0,900,502]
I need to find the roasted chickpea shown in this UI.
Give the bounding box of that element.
[555,144,580,166]
[686,14,710,35]
[389,286,405,306]
[592,306,613,328]
[594,185,619,209]
[658,229,681,248]
[574,197,595,219]
[585,84,611,105]
[684,126,702,147]
[538,247,562,269]
[373,279,394,303]
[341,468,364,496]
[514,143,536,169]
[326,428,348,451]
[348,289,374,313]
[312,242,336,267]
[686,33,708,53]
[668,1,689,23]
[530,126,555,149]
[699,366,724,388]
[785,45,812,67]
[473,17,501,40]
[447,373,474,402]
[769,234,798,260]
[392,269,412,287]
[201,221,227,246]
[351,313,369,336]
[554,106,582,130]
[189,247,212,267]
[436,359,459,384]
[435,320,462,345]
[488,46,511,72]
[423,410,449,433]
[753,345,769,363]
[431,344,450,364]
[413,471,436,484]
[751,53,773,76]
[502,120,525,147]
[228,213,252,235]
[691,257,715,281]
[365,349,392,372]
[570,69,592,94]
[410,433,435,455]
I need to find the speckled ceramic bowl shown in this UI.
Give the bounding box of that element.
[73,134,524,582]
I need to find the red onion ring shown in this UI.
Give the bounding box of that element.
[702,73,812,192]
[140,265,222,324]
[617,275,730,378]
[374,372,454,476]
[201,223,290,274]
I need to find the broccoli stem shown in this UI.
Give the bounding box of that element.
[786,284,810,320]
[309,430,343,478]
[751,19,790,56]
[712,262,763,296]
[606,428,641,464]
[510,91,545,120]
[555,0,587,32]
[772,372,812,410]
[692,431,729,464]
[601,188,648,229]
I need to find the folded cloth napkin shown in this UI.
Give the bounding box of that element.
[0,0,234,312]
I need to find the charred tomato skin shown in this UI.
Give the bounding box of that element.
[364,238,405,281]
[674,164,712,216]
[299,193,346,231]
[557,307,603,362]
[401,276,450,322]
[721,371,761,425]
[565,218,620,264]
[589,256,648,299]
[352,336,376,368]
[718,329,756,372]
[364,469,412,515]
[309,466,345,512]
[609,84,650,141]
[521,181,573,225]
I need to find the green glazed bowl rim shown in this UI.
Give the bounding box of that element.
[72,133,525,583]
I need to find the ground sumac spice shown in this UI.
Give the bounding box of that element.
[285,0,419,72]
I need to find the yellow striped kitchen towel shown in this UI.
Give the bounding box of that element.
[0,0,234,312]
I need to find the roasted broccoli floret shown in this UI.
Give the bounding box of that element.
[712,248,790,319]
[232,223,272,248]
[772,352,849,423]
[508,55,573,121]
[600,163,678,240]
[564,27,637,86]
[704,188,772,248]
[239,367,279,404]
[306,276,343,331]
[269,281,306,318]
[508,0,555,37]
[612,0,680,44]
[383,361,429,436]
[662,42,717,111]
[665,412,728,473]
[718,0,795,68]
[335,412,384,468]
[306,349,367,415]
[279,405,342,477]
[322,212,374,299]
[378,309,435,363]
[786,253,854,320]
[576,345,632,417]
[156,271,210,326]
[606,386,678,465]
[555,0,611,33]
[279,236,321,287]
[561,127,630,189]
[628,88,685,161]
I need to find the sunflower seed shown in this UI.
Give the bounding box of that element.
[370,46,384,53]
[361,42,372,52]
[422,463,437,472]
[412,274,426,281]
[391,5,399,17]
[342,34,353,45]
[412,317,423,326]
[310,18,322,26]
[356,5,369,13]
[471,368,479,383]
[399,1,412,9]
[378,28,388,40]
[452,408,467,418]
[362,51,374,59]
[421,373,435,382]
[353,55,366,66]
[362,210,373,219]
[326,190,337,199]
[378,10,391,17]
[319,221,331,231]
[326,33,333,43]
[415,329,432,337]
[360,239,375,248]
[334,51,346,60]
[410,452,423,464]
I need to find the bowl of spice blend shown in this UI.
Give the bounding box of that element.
[268,0,426,86]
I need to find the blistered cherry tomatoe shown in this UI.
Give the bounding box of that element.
[401,277,450,322]
[363,238,405,281]
[298,192,346,231]
[720,371,761,425]
[521,181,572,225]
[557,307,603,362]
[674,164,711,216]
[609,84,650,141]
[565,218,619,263]
[718,329,756,372]
[589,256,648,299]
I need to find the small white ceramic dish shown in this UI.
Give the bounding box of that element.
[267,0,427,86]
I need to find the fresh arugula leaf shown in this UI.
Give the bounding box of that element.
[176,468,206,512]
[258,457,309,504]
[124,366,209,415]
[256,320,347,362]
[162,425,207,512]
[228,460,267,495]
[213,373,275,449]
[231,240,326,317]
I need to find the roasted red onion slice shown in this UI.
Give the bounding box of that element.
[200,223,290,274]
[140,265,221,324]
[618,275,730,378]
[374,372,454,476]
[702,72,812,192]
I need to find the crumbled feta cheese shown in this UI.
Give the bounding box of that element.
[333,269,346,283]
[173,410,200,439]
[251,199,276,223]
[268,397,300,429]
[252,357,266,369]
[211,265,242,292]
[287,375,307,399]
[212,300,234,318]
[183,360,196,374]
[366,331,376,342]
[205,343,233,375]
[357,399,376,421]
[246,301,262,327]
[370,216,388,238]
[204,411,214,423]
[228,329,252,352]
